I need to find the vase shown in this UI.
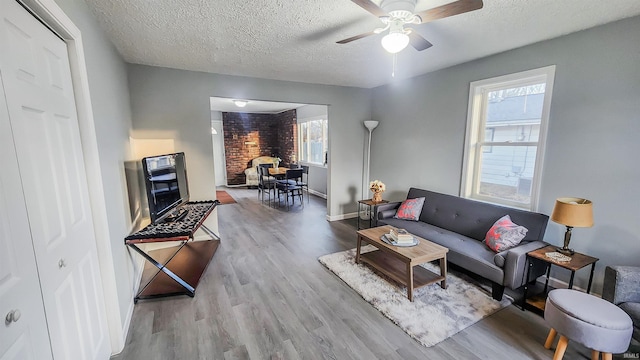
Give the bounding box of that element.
[372,191,383,203]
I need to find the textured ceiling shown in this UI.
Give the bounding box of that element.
[84,0,640,88]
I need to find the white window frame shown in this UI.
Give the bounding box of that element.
[460,65,556,211]
[298,115,328,167]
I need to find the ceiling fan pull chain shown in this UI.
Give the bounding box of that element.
[392,53,397,77]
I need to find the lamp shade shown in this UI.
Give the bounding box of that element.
[364,120,379,131]
[550,197,594,227]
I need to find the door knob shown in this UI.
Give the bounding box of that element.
[58,259,67,268]
[5,309,21,324]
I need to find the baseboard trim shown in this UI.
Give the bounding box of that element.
[118,296,136,353]
[307,188,327,199]
[113,252,145,355]
[326,212,358,222]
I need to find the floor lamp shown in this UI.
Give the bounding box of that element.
[362,120,379,218]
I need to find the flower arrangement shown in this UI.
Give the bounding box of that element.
[370,180,386,193]
[370,180,386,203]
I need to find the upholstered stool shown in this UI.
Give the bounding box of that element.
[544,289,633,360]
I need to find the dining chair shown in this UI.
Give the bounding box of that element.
[299,165,309,203]
[258,165,276,205]
[276,168,304,210]
[257,162,274,175]
[257,163,274,197]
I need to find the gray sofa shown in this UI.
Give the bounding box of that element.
[375,187,549,300]
[603,266,640,342]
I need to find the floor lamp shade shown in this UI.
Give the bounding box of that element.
[551,197,593,255]
[364,121,379,131]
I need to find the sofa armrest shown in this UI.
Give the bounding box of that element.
[375,202,401,221]
[502,240,548,289]
[603,266,640,305]
[245,167,257,176]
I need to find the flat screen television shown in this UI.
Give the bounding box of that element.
[142,152,189,223]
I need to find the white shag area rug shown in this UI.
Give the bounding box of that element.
[318,246,511,347]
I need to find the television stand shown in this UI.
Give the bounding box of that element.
[124,200,220,302]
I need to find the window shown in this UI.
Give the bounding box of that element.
[298,117,328,166]
[461,66,555,210]
[483,128,495,153]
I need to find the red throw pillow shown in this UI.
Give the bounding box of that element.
[485,215,528,252]
[393,197,425,221]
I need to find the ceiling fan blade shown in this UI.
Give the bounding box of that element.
[407,31,433,51]
[350,0,388,17]
[415,0,483,23]
[336,31,377,44]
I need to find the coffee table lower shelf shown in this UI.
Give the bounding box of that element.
[360,250,445,293]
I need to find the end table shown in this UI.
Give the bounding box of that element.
[523,245,599,313]
[357,199,389,230]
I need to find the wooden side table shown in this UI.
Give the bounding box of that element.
[357,199,389,230]
[523,245,599,313]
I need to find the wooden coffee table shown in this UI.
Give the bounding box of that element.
[355,225,449,301]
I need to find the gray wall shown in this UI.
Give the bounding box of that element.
[127,65,372,217]
[54,0,135,348]
[371,16,640,292]
[307,165,328,196]
[297,104,328,119]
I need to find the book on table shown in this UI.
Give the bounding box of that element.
[389,228,413,244]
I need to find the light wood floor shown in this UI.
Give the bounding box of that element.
[113,188,597,360]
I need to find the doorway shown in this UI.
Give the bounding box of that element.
[209,97,329,206]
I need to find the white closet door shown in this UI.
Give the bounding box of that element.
[0,1,110,359]
[0,70,52,360]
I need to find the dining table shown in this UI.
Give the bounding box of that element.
[268,167,289,179]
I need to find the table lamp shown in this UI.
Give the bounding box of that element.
[550,197,594,255]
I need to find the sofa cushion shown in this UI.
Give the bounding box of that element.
[380,218,504,284]
[394,197,425,221]
[485,215,528,252]
[620,302,640,330]
[406,188,548,242]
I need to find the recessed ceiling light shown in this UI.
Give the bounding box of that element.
[233,99,248,107]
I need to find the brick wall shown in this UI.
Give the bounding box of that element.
[222,110,297,185]
[274,109,298,166]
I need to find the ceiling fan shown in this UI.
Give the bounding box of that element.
[337,0,483,54]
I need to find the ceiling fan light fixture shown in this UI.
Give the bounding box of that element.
[233,99,248,107]
[381,0,417,16]
[381,31,409,53]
